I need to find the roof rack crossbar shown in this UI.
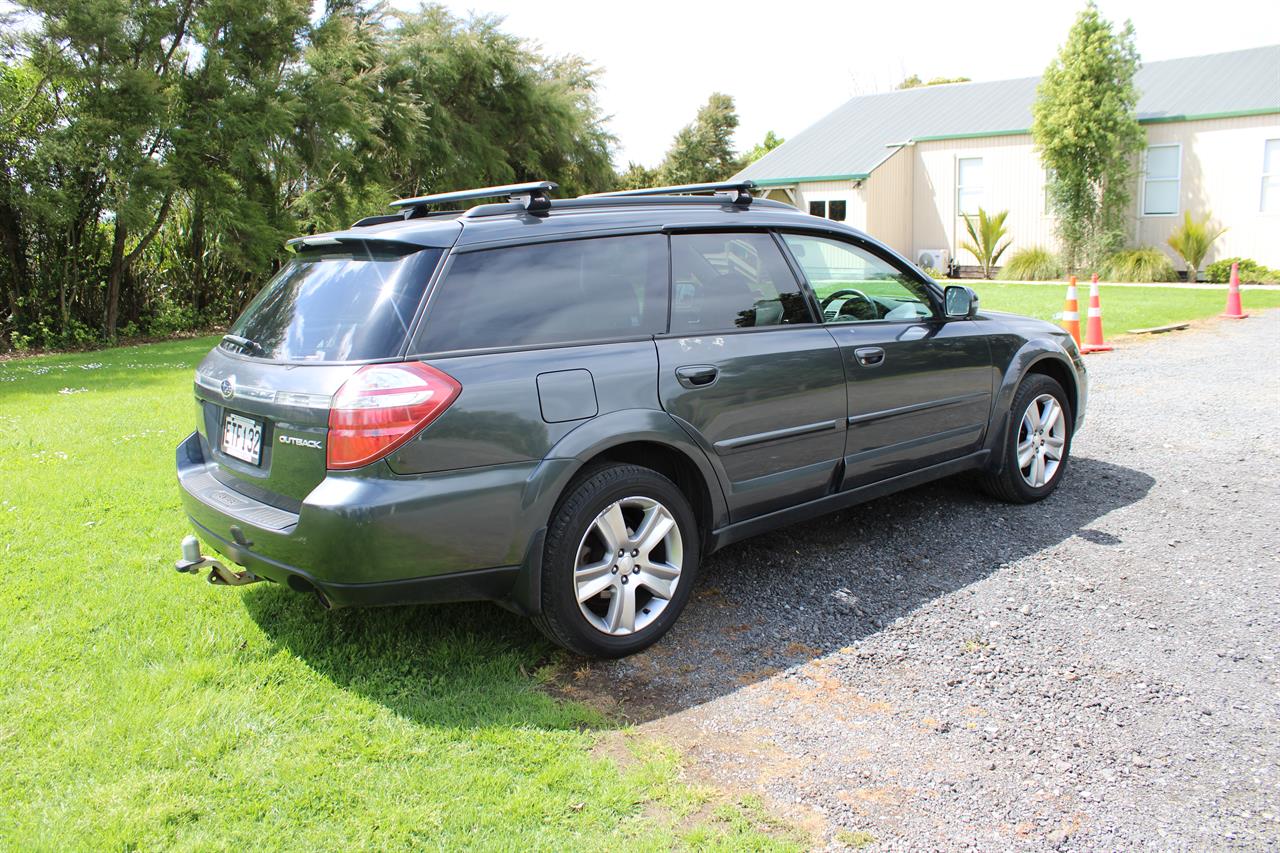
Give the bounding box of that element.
[584,180,756,205]
[390,181,557,214]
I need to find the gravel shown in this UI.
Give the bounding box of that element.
[586,311,1280,850]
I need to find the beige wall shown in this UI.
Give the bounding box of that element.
[912,133,1058,269]
[910,115,1280,272]
[864,147,913,255]
[775,112,1280,274]
[782,179,868,231]
[1133,114,1280,269]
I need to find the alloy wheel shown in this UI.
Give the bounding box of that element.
[1017,393,1067,488]
[573,496,684,636]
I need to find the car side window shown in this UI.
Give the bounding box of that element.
[414,234,668,352]
[781,233,936,324]
[669,233,813,332]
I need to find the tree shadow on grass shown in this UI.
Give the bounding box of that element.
[244,455,1154,727]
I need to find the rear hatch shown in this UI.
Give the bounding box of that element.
[192,241,445,508]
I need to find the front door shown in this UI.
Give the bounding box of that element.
[778,232,994,489]
[657,232,847,521]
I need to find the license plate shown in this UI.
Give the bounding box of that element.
[221,412,263,465]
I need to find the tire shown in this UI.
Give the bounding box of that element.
[978,374,1073,504]
[531,463,700,658]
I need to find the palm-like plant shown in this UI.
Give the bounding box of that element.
[1167,211,1227,282]
[959,207,1012,279]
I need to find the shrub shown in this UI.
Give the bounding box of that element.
[959,207,1012,279]
[1166,211,1226,282]
[921,266,947,280]
[1204,257,1280,284]
[998,246,1063,281]
[147,302,202,337]
[1100,248,1178,283]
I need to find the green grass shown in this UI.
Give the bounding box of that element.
[968,282,1280,334]
[0,338,797,850]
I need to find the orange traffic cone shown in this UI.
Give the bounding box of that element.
[1221,262,1249,319]
[1080,273,1112,354]
[1061,276,1081,345]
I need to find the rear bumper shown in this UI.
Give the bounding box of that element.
[176,431,566,608]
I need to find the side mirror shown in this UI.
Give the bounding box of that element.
[944,285,979,319]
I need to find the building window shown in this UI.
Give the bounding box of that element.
[1263,139,1280,214]
[957,157,983,215]
[1142,144,1181,216]
[1043,168,1055,215]
[808,200,847,221]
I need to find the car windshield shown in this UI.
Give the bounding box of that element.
[227,243,441,361]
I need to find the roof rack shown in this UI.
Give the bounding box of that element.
[584,180,756,205]
[389,181,558,215]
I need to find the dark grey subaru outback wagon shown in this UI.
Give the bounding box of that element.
[175,180,1086,657]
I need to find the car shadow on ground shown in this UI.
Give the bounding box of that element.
[244,455,1153,728]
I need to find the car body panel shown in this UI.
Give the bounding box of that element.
[655,326,846,521]
[387,340,659,475]
[829,318,995,488]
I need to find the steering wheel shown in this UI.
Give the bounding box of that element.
[820,288,877,322]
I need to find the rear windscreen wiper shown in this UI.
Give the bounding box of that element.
[222,334,264,355]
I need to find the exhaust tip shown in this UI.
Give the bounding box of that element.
[284,574,331,609]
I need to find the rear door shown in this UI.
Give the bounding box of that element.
[778,232,993,489]
[193,242,445,507]
[657,232,847,521]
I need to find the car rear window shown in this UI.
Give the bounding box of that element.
[226,244,442,361]
[414,234,668,353]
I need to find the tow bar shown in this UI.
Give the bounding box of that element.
[174,535,261,586]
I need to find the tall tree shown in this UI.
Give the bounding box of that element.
[741,130,783,166]
[20,0,195,340]
[616,162,657,190]
[0,2,618,351]
[1032,2,1143,272]
[658,92,739,185]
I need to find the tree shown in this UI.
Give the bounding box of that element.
[896,74,970,89]
[658,92,739,185]
[959,207,1012,279]
[1032,2,1144,273]
[1166,211,1226,282]
[616,162,657,190]
[742,130,783,165]
[0,2,617,351]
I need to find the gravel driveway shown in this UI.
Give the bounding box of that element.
[575,311,1279,850]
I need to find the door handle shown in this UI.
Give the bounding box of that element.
[675,364,719,388]
[854,346,885,367]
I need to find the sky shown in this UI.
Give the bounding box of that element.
[407,0,1279,168]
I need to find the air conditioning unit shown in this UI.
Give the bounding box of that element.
[917,249,950,271]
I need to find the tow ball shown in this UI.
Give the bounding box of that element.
[174,535,261,586]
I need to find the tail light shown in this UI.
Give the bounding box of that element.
[327,362,461,470]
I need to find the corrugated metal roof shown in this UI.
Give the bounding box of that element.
[735,46,1280,185]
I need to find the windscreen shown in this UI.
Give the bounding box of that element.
[227,244,442,361]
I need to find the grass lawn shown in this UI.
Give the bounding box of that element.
[0,338,797,850]
[966,281,1280,335]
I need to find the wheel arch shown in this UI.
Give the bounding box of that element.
[983,342,1082,474]
[1022,354,1079,424]
[505,410,729,616]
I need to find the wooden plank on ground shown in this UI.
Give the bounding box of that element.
[1126,322,1190,335]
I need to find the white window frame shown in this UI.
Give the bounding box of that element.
[1141,143,1181,217]
[1262,138,1280,215]
[956,157,983,216]
[1042,167,1055,217]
